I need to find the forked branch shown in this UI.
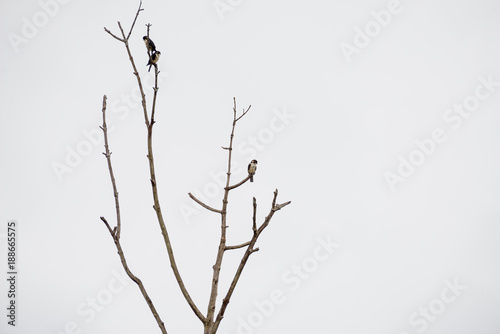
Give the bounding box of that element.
[101,2,205,327]
[198,99,290,334]
[212,190,290,332]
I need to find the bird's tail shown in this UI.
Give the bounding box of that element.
[250,175,253,182]
[147,52,153,72]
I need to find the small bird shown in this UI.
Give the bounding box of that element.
[147,51,161,72]
[143,36,156,53]
[248,160,258,182]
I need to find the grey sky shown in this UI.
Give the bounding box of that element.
[1,0,500,333]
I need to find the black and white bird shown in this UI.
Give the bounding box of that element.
[143,36,156,53]
[248,160,258,182]
[147,51,161,72]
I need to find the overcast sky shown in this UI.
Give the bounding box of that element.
[1,0,500,333]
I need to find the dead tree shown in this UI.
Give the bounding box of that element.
[98,2,290,333]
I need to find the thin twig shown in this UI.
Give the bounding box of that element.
[100,216,113,235]
[127,1,144,40]
[145,24,155,73]
[188,193,222,214]
[252,197,257,233]
[275,201,292,210]
[271,189,278,208]
[107,19,150,127]
[235,105,251,122]
[225,241,251,251]
[103,27,124,42]
[100,95,122,239]
[150,58,160,125]
[225,175,251,191]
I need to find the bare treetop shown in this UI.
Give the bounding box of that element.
[97,3,290,334]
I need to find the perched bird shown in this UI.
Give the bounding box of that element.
[147,51,161,72]
[248,160,258,182]
[143,36,156,52]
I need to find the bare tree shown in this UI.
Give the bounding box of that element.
[98,2,290,333]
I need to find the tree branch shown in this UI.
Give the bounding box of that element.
[127,0,144,40]
[140,39,205,325]
[235,104,251,122]
[100,217,167,334]
[225,175,251,191]
[212,190,290,332]
[100,216,114,236]
[225,241,251,251]
[105,13,150,128]
[100,95,121,239]
[205,98,246,329]
[150,57,160,126]
[103,27,124,42]
[275,201,292,210]
[252,197,257,233]
[188,193,222,214]
[100,95,122,238]
[99,96,167,334]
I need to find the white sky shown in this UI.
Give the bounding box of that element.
[1,0,500,333]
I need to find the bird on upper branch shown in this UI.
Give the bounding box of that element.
[143,36,156,53]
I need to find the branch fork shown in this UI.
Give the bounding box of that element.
[188,98,290,334]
